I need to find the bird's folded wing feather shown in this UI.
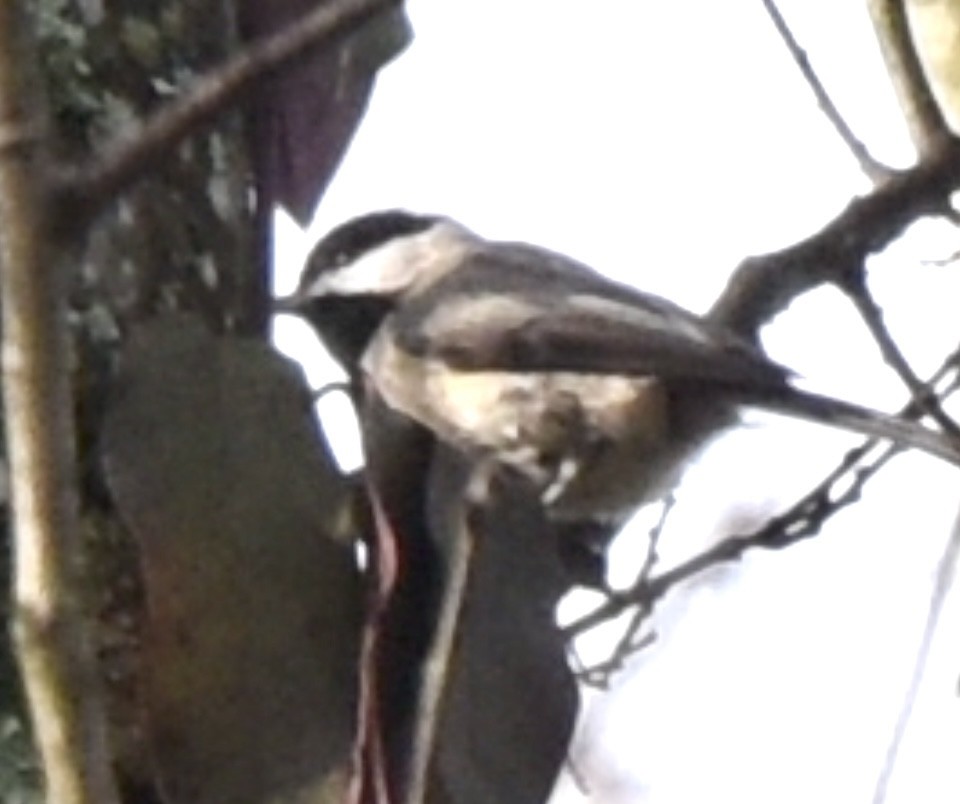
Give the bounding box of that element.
[391,247,789,391]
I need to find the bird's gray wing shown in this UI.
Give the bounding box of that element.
[392,247,789,391]
[383,243,960,468]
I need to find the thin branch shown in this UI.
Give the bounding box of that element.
[313,379,353,402]
[871,510,960,804]
[709,138,960,338]
[52,0,399,225]
[0,4,120,803]
[920,247,960,268]
[841,271,960,438]
[565,349,960,641]
[579,628,656,688]
[761,0,890,182]
[867,0,952,155]
[564,438,899,639]
[643,437,896,590]
[573,501,669,687]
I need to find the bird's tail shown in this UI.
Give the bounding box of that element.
[738,384,960,467]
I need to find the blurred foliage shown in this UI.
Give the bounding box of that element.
[36,0,258,348]
[0,715,42,804]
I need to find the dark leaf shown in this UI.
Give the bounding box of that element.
[361,392,578,803]
[101,315,362,804]
[238,1,412,223]
[424,451,579,804]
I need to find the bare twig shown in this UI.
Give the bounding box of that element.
[573,501,670,686]
[52,0,399,225]
[841,271,960,438]
[867,0,952,155]
[761,0,890,182]
[565,349,960,641]
[564,438,899,639]
[871,509,960,804]
[709,138,960,338]
[579,629,657,688]
[920,247,960,268]
[0,4,120,803]
[638,495,673,581]
[313,379,353,402]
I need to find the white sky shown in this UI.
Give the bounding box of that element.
[273,2,960,801]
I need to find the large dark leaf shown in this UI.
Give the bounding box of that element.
[424,451,579,804]
[361,394,578,804]
[238,1,412,223]
[101,315,362,803]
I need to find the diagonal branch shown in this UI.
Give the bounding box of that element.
[762,0,890,182]
[52,0,400,227]
[574,504,668,688]
[709,138,960,338]
[841,271,960,438]
[871,507,960,804]
[867,0,952,155]
[565,347,960,641]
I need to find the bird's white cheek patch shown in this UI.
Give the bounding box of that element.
[306,225,472,298]
[308,240,417,296]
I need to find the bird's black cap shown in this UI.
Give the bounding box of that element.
[299,209,440,290]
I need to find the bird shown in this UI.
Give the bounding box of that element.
[278,209,960,583]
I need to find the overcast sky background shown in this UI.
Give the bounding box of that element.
[273,2,960,801]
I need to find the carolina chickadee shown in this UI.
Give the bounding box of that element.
[279,210,959,553]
